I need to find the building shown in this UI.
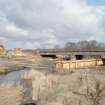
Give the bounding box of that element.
[0,45,6,55]
[7,48,23,57]
[14,48,23,56]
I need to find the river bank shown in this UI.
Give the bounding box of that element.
[0,56,105,105]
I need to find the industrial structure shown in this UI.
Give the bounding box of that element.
[0,45,6,55]
[39,49,105,71]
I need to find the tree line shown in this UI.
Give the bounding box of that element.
[55,40,105,52]
[39,40,105,53]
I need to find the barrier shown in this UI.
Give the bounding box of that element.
[55,59,103,72]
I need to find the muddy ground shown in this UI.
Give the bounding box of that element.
[0,57,105,105]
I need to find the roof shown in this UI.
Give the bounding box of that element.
[0,45,4,48]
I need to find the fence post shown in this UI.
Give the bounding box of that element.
[96,59,97,66]
[69,62,70,72]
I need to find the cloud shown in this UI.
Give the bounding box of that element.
[0,0,105,48]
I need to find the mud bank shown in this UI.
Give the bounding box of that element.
[0,68,105,105]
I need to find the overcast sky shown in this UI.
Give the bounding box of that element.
[0,0,105,49]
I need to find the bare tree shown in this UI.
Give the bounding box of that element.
[63,40,105,52]
[73,81,105,105]
[64,42,77,51]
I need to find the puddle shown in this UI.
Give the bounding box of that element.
[0,69,29,84]
[0,69,33,101]
[0,68,50,102]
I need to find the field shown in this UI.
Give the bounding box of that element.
[0,56,105,105]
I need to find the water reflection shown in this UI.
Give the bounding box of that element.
[0,69,33,101]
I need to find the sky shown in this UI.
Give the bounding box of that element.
[0,0,105,49]
[87,0,105,5]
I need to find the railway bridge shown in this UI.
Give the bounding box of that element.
[40,51,105,60]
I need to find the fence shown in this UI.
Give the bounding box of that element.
[55,59,103,72]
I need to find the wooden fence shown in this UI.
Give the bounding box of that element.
[55,59,103,72]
